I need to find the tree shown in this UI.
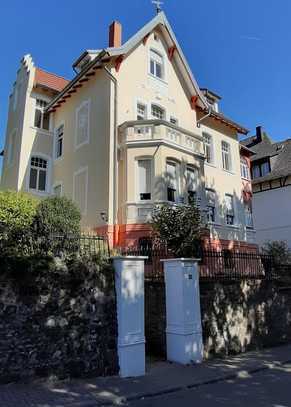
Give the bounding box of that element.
[262,240,291,264]
[0,190,38,254]
[151,202,202,258]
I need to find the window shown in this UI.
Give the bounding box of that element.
[252,160,270,179]
[221,141,231,171]
[53,184,62,197]
[244,202,253,228]
[7,129,16,165]
[34,99,50,130]
[151,104,165,120]
[206,189,216,223]
[29,156,48,192]
[55,124,64,158]
[137,159,152,201]
[186,166,197,204]
[240,157,250,179]
[170,116,178,125]
[203,133,213,164]
[225,194,235,225]
[137,103,147,120]
[76,100,90,148]
[150,49,164,80]
[166,161,178,202]
[73,167,88,215]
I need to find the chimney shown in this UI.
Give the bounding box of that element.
[109,21,122,48]
[256,126,263,143]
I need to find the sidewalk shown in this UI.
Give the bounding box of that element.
[1,345,291,407]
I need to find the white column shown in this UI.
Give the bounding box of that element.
[113,256,147,378]
[162,258,203,365]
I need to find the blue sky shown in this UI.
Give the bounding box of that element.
[1,0,291,165]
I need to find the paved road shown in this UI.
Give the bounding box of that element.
[126,362,291,407]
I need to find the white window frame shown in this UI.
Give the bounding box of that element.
[225,193,235,226]
[240,157,250,180]
[166,159,180,203]
[54,122,65,160]
[73,166,88,216]
[149,48,165,81]
[135,157,153,202]
[34,98,50,131]
[27,153,51,195]
[151,103,166,120]
[52,182,63,197]
[75,99,90,150]
[6,128,17,166]
[136,101,148,121]
[203,132,214,164]
[186,165,198,204]
[221,141,232,172]
[206,188,216,223]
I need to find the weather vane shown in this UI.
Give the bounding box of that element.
[152,0,163,14]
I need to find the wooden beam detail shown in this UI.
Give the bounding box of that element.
[85,71,95,77]
[168,45,177,61]
[143,33,150,45]
[115,55,124,73]
[79,78,89,83]
[190,95,198,110]
[73,84,82,89]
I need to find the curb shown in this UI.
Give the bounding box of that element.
[97,358,291,406]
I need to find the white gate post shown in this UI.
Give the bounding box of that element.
[161,258,203,365]
[113,256,147,378]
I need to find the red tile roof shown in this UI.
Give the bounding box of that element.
[34,68,70,92]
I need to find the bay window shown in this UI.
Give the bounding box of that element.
[137,103,147,120]
[137,159,152,201]
[151,104,165,120]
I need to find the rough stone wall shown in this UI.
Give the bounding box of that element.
[200,280,291,358]
[145,279,291,359]
[0,256,118,383]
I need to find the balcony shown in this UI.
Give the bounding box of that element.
[119,120,204,156]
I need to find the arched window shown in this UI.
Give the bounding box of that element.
[29,156,48,192]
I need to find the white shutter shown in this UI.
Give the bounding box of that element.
[166,161,177,189]
[138,160,151,194]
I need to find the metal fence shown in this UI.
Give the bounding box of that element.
[42,234,110,257]
[121,246,288,282]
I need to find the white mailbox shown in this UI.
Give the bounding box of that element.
[162,258,203,365]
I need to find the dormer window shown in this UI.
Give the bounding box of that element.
[150,49,164,80]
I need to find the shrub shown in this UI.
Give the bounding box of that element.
[0,191,38,254]
[34,196,81,253]
[151,202,202,258]
[262,240,291,264]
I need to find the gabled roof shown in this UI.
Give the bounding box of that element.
[34,68,69,93]
[47,12,209,112]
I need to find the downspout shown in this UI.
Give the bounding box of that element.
[103,65,118,246]
[197,104,212,128]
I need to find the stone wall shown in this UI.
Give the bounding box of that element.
[0,256,118,383]
[200,280,291,358]
[145,279,291,359]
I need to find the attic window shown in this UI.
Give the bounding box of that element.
[154,33,159,42]
[150,49,164,80]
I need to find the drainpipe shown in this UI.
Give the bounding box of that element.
[103,65,118,245]
[197,104,212,128]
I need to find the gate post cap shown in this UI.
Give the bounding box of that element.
[111,256,148,260]
[160,258,201,262]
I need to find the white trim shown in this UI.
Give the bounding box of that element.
[150,102,166,120]
[53,121,65,162]
[75,99,91,150]
[73,166,88,215]
[52,181,63,197]
[26,152,52,196]
[32,96,51,131]
[135,98,148,121]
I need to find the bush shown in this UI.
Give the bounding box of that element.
[262,240,291,264]
[34,196,81,253]
[151,202,202,258]
[0,191,38,254]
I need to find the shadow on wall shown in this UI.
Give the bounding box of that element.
[200,279,291,358]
